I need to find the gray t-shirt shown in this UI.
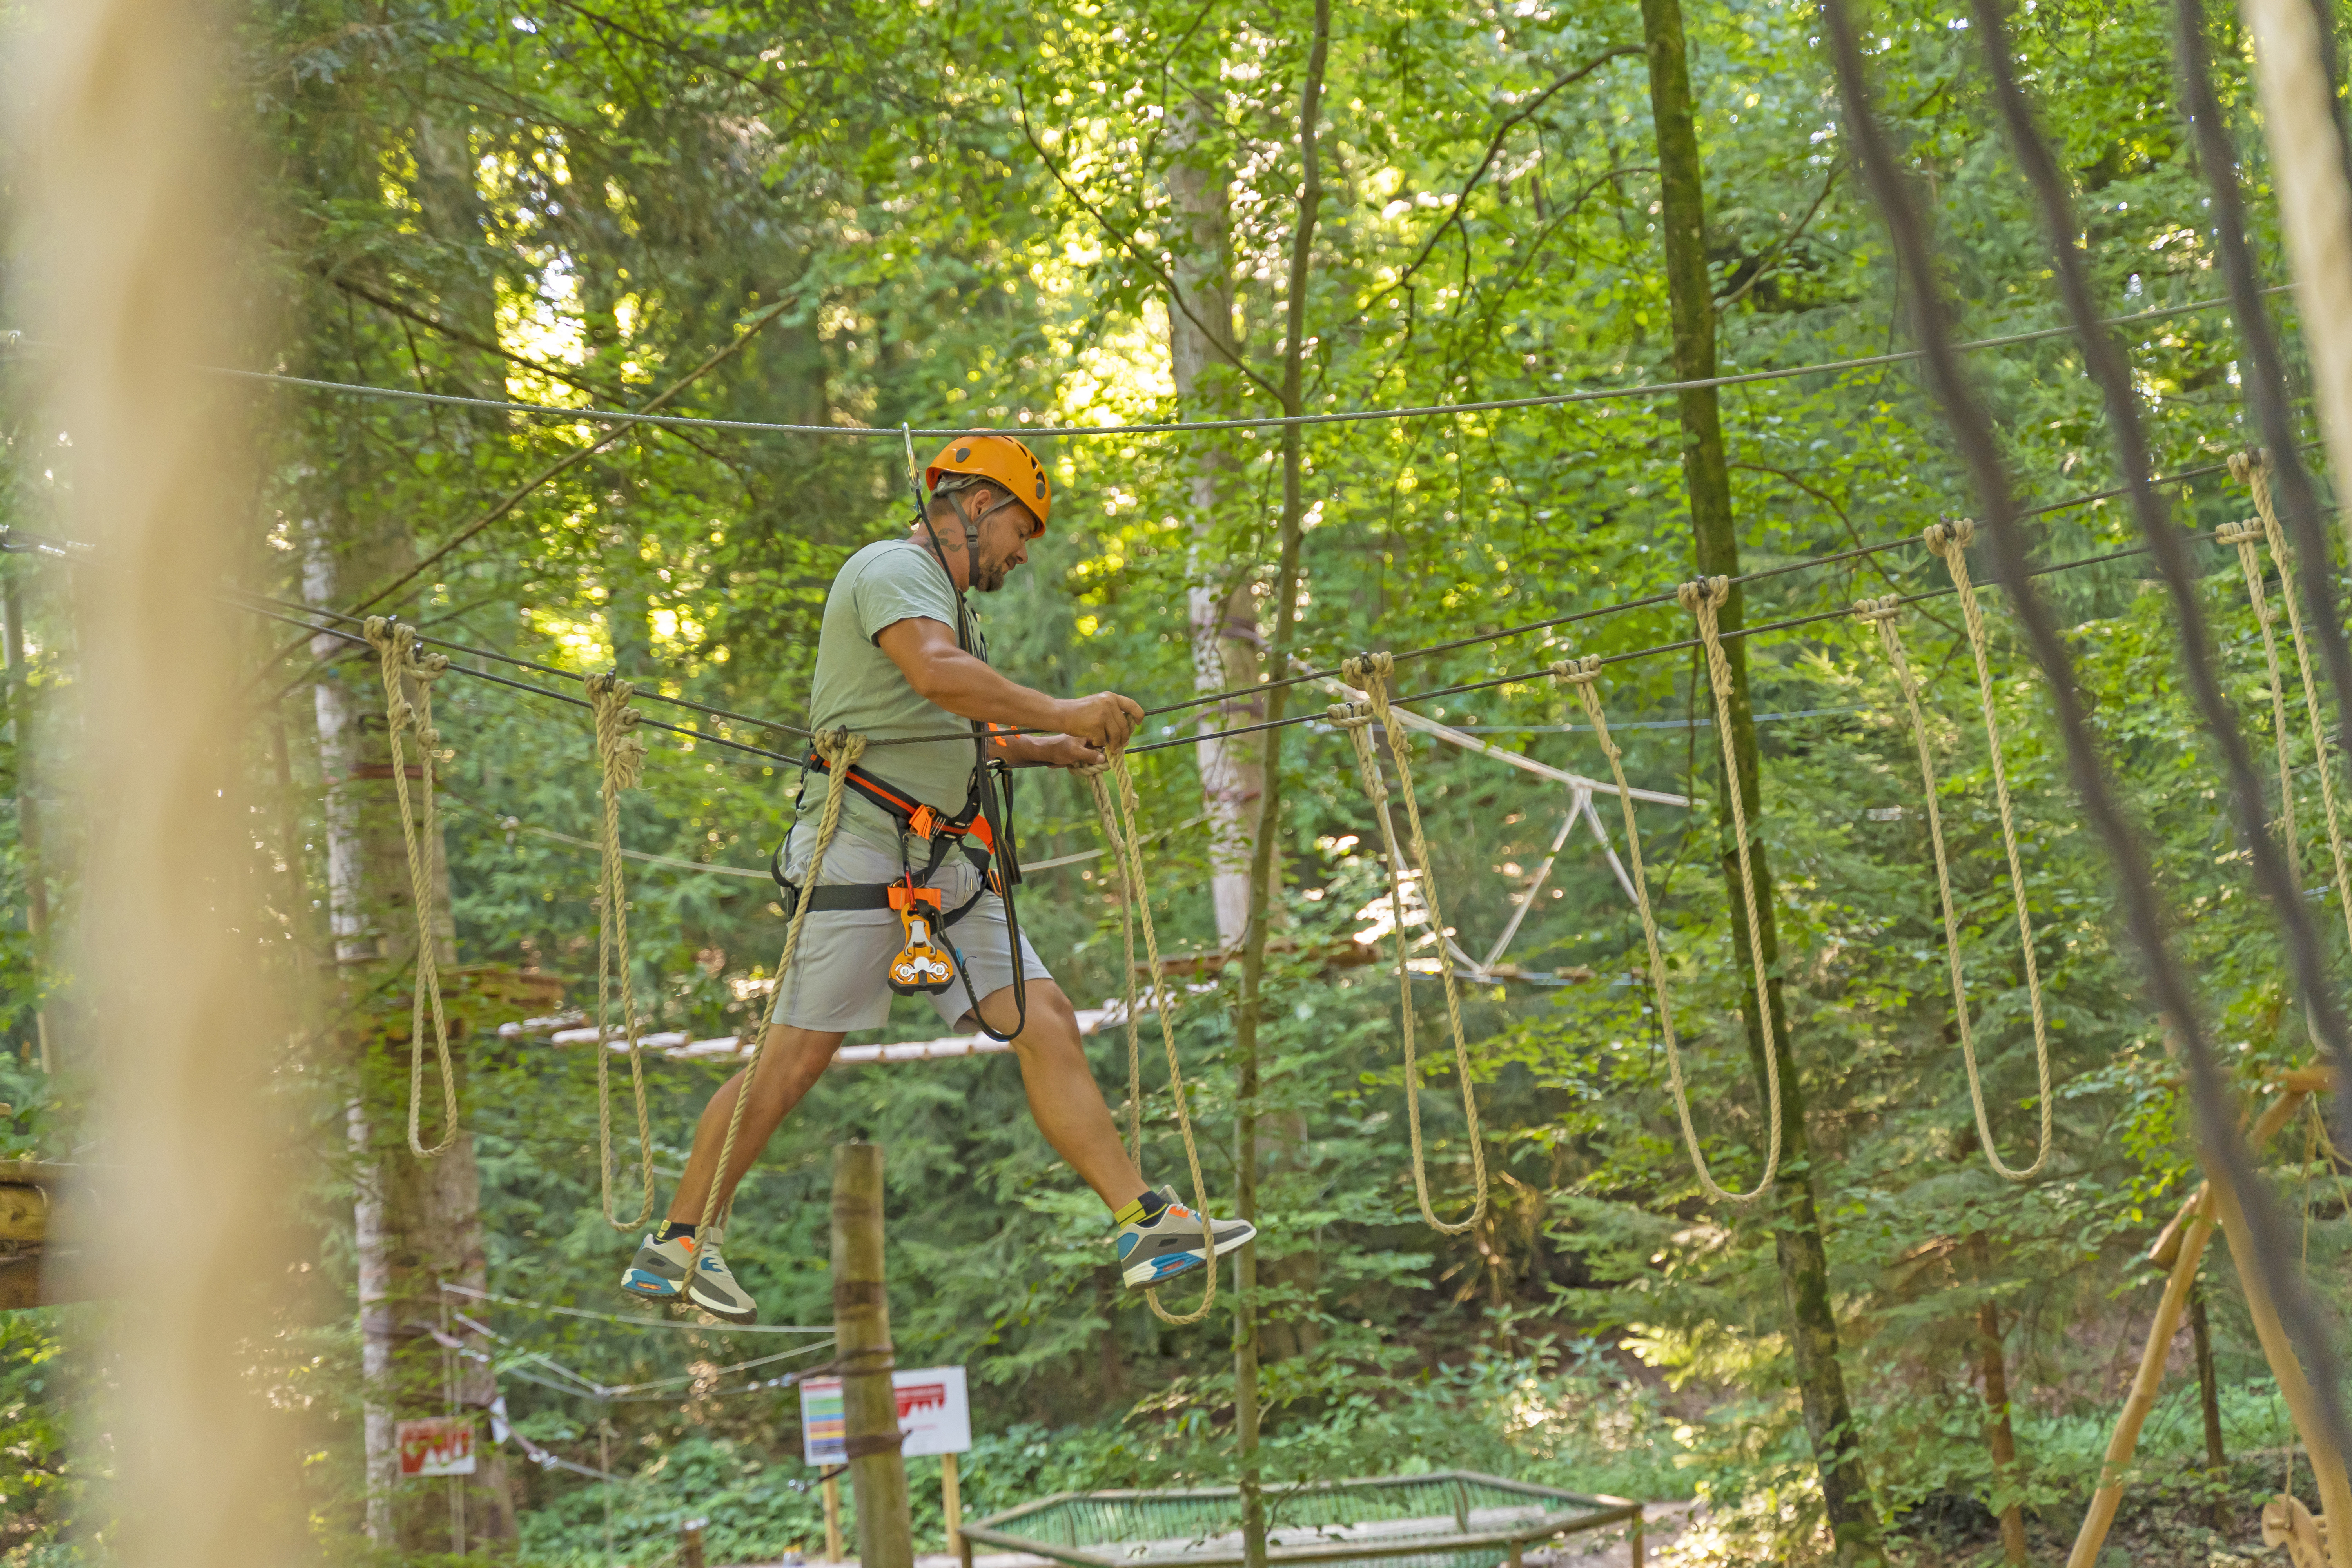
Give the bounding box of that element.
[805,537,987,850]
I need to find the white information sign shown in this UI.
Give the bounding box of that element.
[800,1364,970,1463]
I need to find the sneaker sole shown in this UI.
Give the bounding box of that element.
[1123,1222,1256,1290]
[616,1275,686,1308]
[686,1281,760,1325]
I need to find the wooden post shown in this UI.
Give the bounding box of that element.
[942,1451,962,1557]
[2067,1079,2319,1567]
[679,1518,707,1568]
[1630,1510,1645,1568]
[833,1142,913,1568]
[822,1474,844,1563]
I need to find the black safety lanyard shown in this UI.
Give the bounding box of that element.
[913,488,1029,1043]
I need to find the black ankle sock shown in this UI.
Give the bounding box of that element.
[656,1221,698,1245]
[1134,1189,1169,1223]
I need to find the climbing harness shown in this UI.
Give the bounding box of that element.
[361,616,461,1158]
[701,728,867,1245]
[1081,754,1221,1324]
[1551,650,1782,1203]
[1330,652,1489,1234]
[586,671,659,1232]
[2229,451,2352,963]
[770,743,1024,1027]
[1853,560,2053,1181]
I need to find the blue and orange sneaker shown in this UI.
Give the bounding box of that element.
[619,1230,760,1324]
[1114,1186,1256,1289]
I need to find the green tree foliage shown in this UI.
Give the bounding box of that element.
[2,0,2348,1561]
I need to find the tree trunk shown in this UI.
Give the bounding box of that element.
[305,472,509,1547]
[1635,2,1880,1559]
[2190,1285,2229,1530]
[1165,95,1266,950]
[1967,1234,2027,1565]
[833,1142,914,1568]
[1229,11,1330,1568]
[2,573,53,1074]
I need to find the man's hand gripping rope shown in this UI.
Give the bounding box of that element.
[361,617,461,1158]
[1082,753,1221,1325]
[587,672,660,1230]
[1330,652,1489,1235]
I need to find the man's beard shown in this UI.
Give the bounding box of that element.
[972,554,1013,592]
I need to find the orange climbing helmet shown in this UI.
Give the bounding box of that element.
[924,434,1051,535]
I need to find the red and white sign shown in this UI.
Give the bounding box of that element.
[800,1364,969,1463]
[397,1416,477,1478]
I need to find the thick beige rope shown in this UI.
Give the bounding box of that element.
[1673,580,1791,1196]
[1553,651,1782,1201]
[585,672,657,1233]
[2232,451,2352,961]
[1081,755,1220,1325]
[1918,522,2060,1179]
[2220,521,2303,866]
[697,729,864,1247]
[1852,593,2053,1180]
[1332,652,1488,1234]
[361,616,460,1158]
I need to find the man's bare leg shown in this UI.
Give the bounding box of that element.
[665,1022,846,1225]
[966,979,1147,1207]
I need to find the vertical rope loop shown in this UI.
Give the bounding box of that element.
[1851,590,2053,1181]
[361,616,460,1158]
[2232,450,2352,964]
[698,729,866,1248]
[1668,579,1787,1198]
[1552,652,1779,1203]
[1333,651,1488,1235]
[1082,755,1220,1325]
[585,671,657,1232]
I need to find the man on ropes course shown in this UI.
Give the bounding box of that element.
[620,434,1254,1323]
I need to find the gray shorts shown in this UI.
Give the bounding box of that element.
[767,820,1053,1033]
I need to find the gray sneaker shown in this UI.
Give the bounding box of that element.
[619,1232,693,1303]
[685,1240,759,1324]
[1116,1186,1256,1289]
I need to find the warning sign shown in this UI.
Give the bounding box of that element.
[397,1416,477,1478]
[800,1365,969,1463]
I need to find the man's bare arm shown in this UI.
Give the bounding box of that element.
[876,617,1141,752]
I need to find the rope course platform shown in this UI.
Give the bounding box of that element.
[957,1472,1644,1568]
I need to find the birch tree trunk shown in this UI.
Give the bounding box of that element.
[1165,96,1265,949]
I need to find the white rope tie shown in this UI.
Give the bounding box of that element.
[1853,583,2053,1181]
[1081,755,1220,1325]
[361,617,460,1158]
[586,671,657,1232]
[1333,652,1488,1235]
[2232,450,2352,963]
[697,729,864,1248]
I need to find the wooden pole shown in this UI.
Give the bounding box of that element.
[2203,1143,2352,1568]
[2065,1191,2218,1568]
[823,1474,844,1563]
[833,1142,913,1568]
[2067,1080,2316,1567]
[942,1451,962,1557]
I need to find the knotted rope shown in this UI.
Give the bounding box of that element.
[1080,753,1220,1325]
[2231,450,2352,962]
[1331,652,1488,1234]
[1853,591,2053,1181]
[1554,650,1781,1202]
[362,617,461,1158]
[697,728,865,1248]
[586,671,657,1232]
